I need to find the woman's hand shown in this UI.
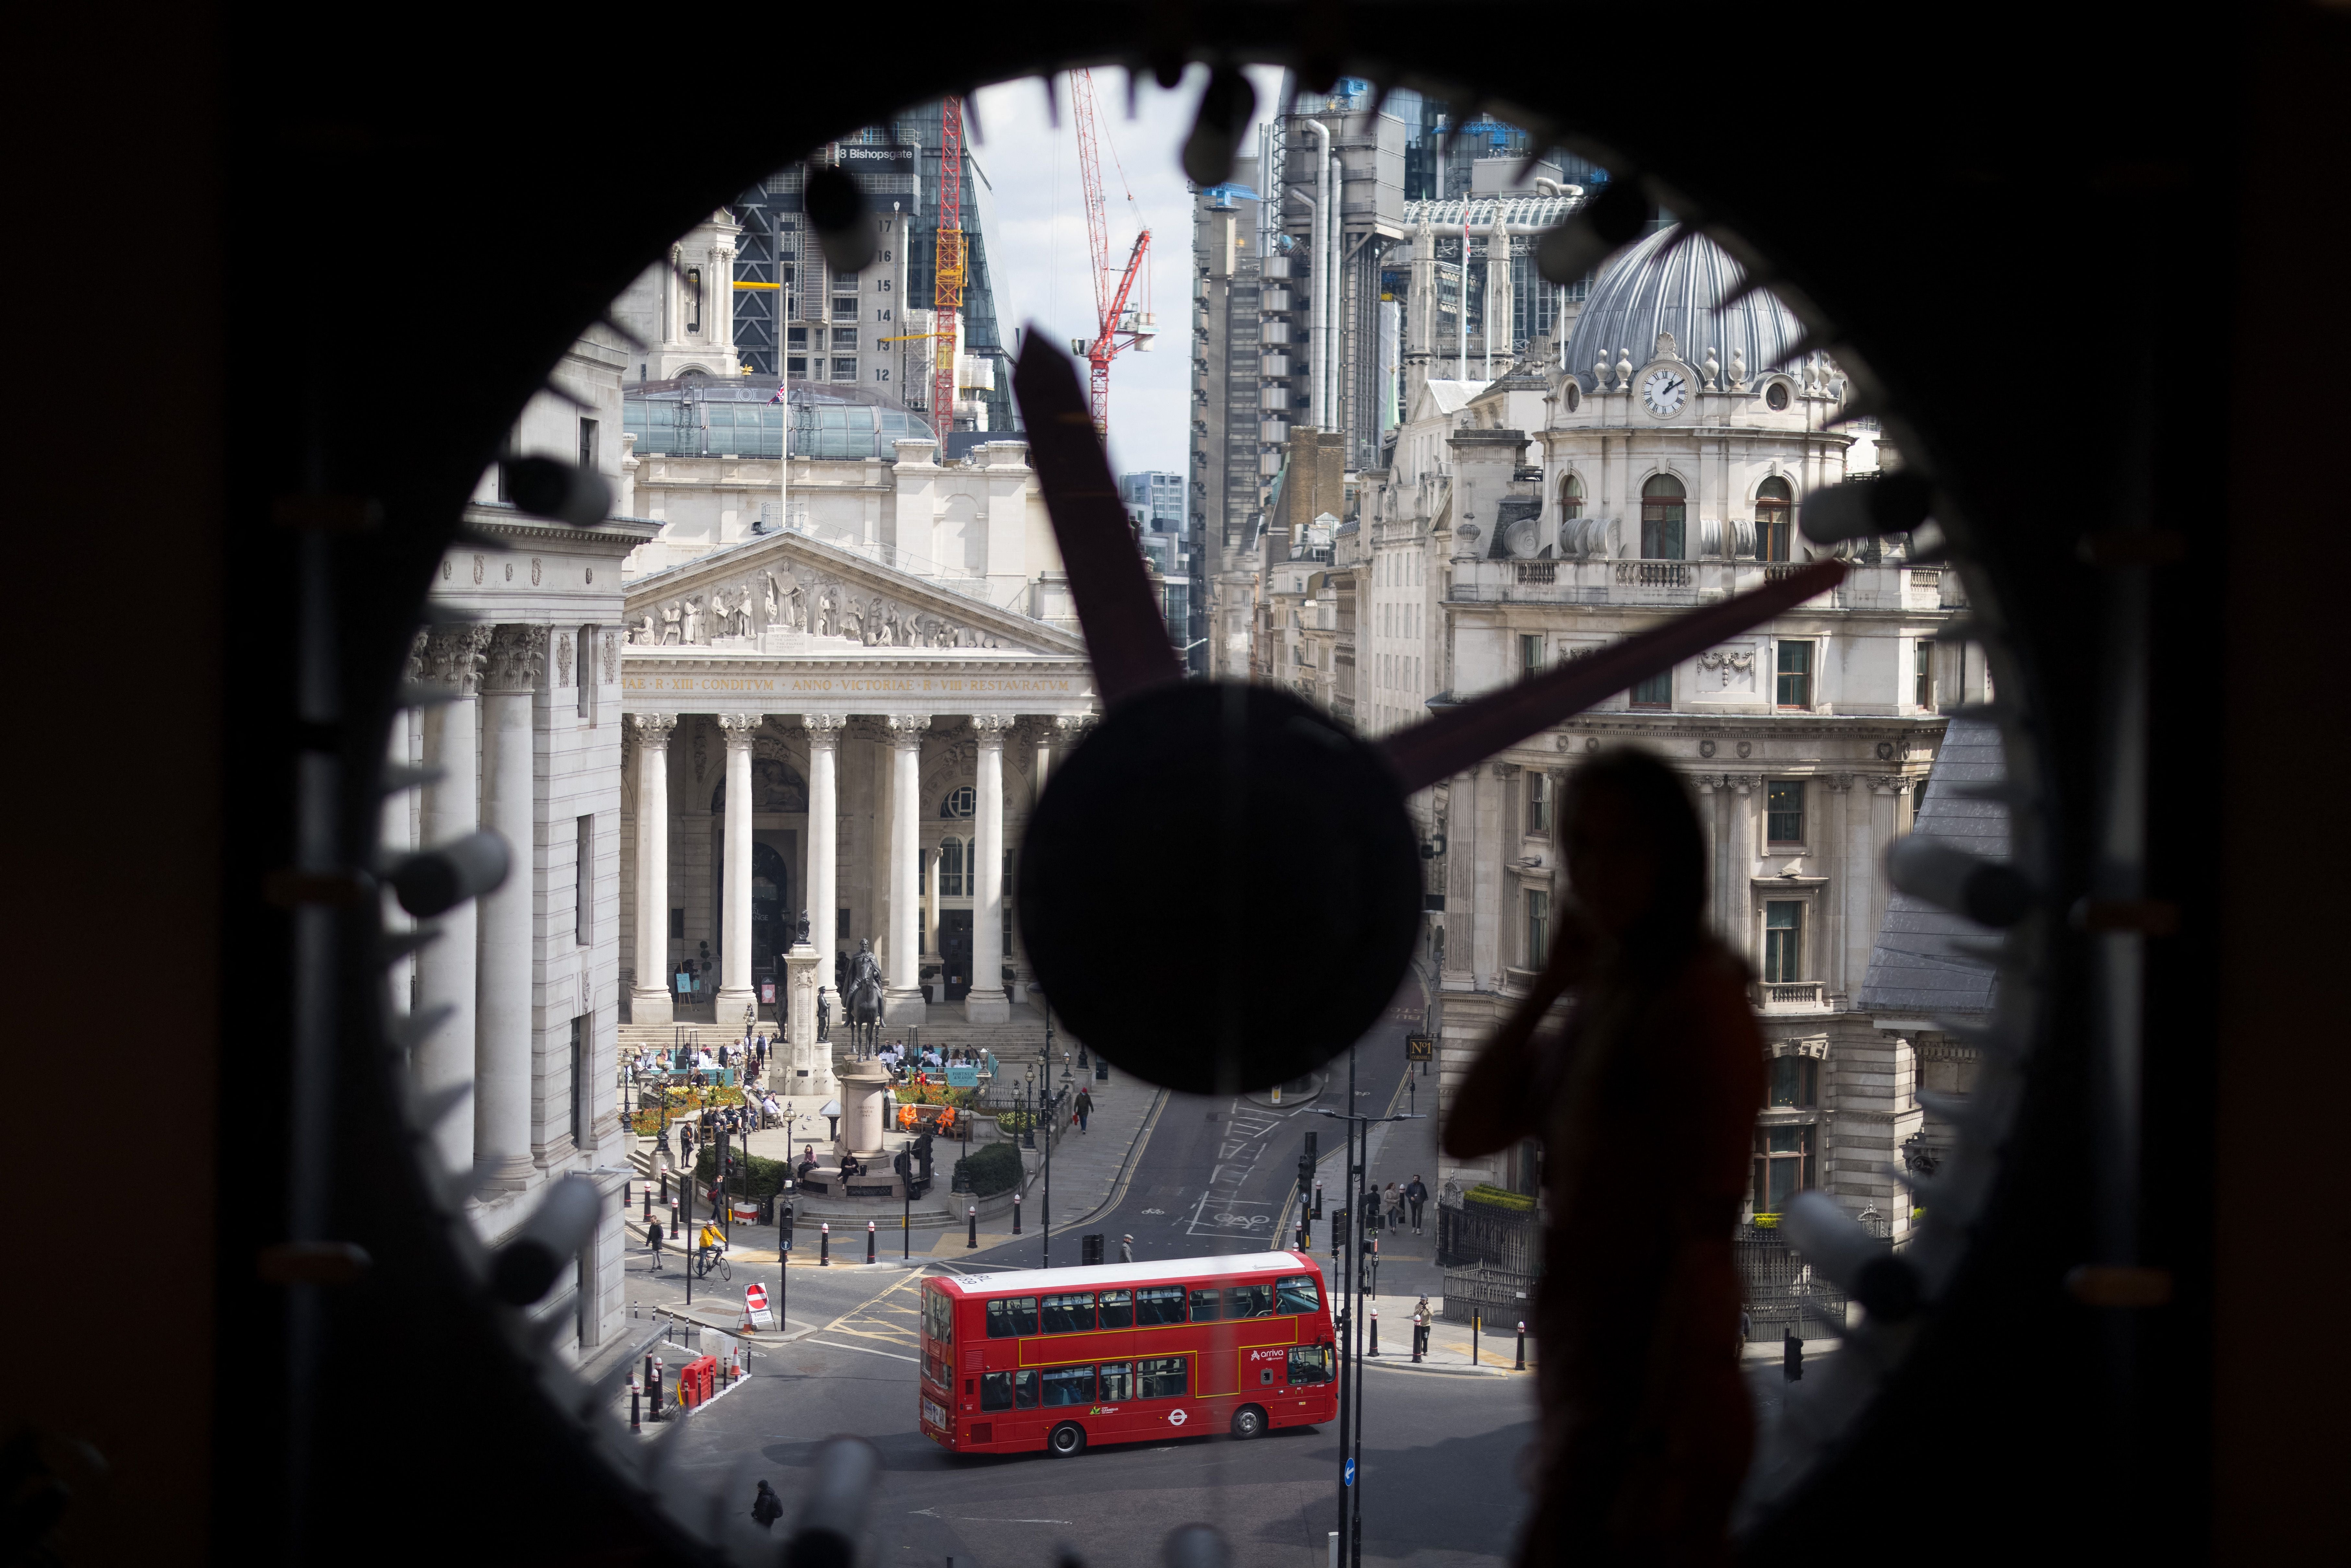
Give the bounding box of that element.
[1442,906,1598,1158]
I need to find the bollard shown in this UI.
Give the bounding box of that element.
[1515,1321,1526,1371]
[1369,1306,1380,1357]
[866,1220,877,1265]
[660,1170,670,1204]
[648,1355,664,1421]
[820,1222,830,1265]
[967,1205,978,1250]
[670,1198,679,1232]
[642,1184,652,1223]
[1411,1315,1422,1363]
[630,1379,641,1431]
[1473,1312,1480,1369]
[1013,1193,1022,1234]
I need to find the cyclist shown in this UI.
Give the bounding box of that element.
[697,1220,727,1277]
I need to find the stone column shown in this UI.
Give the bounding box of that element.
[802,715,842,1044]
[475,624,545,1195]
[414,625,491,1177]
[1820,775,1858,999]
[922,837,940,988]
[1443,767,1480,990]
[716,714,762,1024]
[883,714,930,1024]
[1691,774,1724,941]
[966,715,1013,1021]
[1473,762,1506,989]
[387,636,426,1022]
[1867,776,1902,959]
[1725,774,1760,967]
[629,713,678,1025]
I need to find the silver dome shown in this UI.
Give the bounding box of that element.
[1562,225,1803,393]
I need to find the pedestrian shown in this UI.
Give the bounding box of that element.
[1384,1181,1405,1232]
[1412,1295,1431,1360]
[1075,1085,1094,1133]
[646,1216,665,1272]
[1783,1328,1804,1383]
[1119,1233,1134,1263]
[1405,1174,1429,1234]
[751,1480,782,1529]
[1445,747,1764,1565]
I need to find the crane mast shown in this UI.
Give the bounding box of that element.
[1068,69,1154,439]
[932,96,966,434]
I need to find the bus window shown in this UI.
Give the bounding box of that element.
[1097,1289,1135,1329]
[1135,1285,1186,1325]
[1225,1283,1274,1318]
[1041,1365,1096,1406]
[985,1297,1039,1338]
[1040,1292,1095,1334]
[1287,1346,1333,1385]
[924,1290,954,1341]
[980,1369,1039,1411]
[1137,1357,1189,1399]
[1275,1275,1322,1315]
[1187,1287,1222,1322]
[1097,1361,1132,1400]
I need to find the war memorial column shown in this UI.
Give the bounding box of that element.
[475,624,543,1195]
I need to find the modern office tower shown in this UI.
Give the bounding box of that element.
[1189,166,1263,675]
[1118,471,1188,532]
[719,113,1014,437]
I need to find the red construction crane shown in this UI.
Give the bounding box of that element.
[932,95,966,433]
[1068,69,1154,439]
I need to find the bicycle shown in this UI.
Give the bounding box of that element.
[695,1246,732,1282]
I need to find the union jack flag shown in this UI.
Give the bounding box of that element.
[767,384,788,404]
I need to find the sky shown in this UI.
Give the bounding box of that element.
[968,65,1287,481]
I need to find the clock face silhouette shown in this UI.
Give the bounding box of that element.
[1643,368,1688,416]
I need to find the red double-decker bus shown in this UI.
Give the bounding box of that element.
[919,1250,1338,1457]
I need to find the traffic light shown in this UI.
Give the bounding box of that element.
[1297,1132,1317,1200]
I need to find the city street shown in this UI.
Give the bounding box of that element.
[629,973,1557,1566]
[643,1263,1539,1568]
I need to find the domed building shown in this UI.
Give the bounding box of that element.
[1349,222,1989,1242]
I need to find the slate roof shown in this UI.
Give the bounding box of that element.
[1562,223,1805,395]
[1856,718,2009,1020]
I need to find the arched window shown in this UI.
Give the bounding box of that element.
[940,785,974,819]
[940,837,965,897]
[1640,474,1686,560]
[1559,473,1584,521]
[1756,476,1794,562]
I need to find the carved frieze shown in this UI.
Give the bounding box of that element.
[628,559,1012,652]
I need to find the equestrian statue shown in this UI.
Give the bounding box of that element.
[844,937,886,1057]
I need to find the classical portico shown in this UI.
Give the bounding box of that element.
[617,526,1096,1039]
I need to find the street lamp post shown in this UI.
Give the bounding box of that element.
[1311,1062,1426,1568]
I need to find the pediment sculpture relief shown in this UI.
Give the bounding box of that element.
[632,564,1010,651]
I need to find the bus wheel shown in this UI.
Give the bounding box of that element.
[1230,1405,1267,1440]
[1048,1422,1086,1457]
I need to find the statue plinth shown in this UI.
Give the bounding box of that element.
[784,944,834,1099]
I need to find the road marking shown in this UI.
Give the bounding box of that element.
[804,1339,920,1363]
